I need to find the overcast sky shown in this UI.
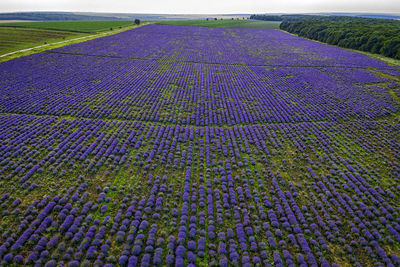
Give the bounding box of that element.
[1,0,399,14]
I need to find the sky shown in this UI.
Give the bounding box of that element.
[1,0,400,14]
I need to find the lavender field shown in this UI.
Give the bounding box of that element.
[0,24,399,266]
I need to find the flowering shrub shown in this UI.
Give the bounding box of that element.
[0,24,398,266]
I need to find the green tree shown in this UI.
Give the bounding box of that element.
[380,38,400,58]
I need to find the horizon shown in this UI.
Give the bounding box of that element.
[1,11,400,15]
[1,0,399,15]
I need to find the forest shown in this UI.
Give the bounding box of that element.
[280,18,400,59]
[251,15,400,59]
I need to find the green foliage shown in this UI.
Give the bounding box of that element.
[251,14,370,22]
[280,19,400,59]
[0,21,135,33]
[156,20,281,29]
[249,15,282,21]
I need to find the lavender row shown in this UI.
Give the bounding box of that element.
[51,24,400,69]
[0,113,399,266]
[0,23,399,266]
[1,53,398,124]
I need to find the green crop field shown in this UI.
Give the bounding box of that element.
[0,27,83,55]
[156,19,281,29]
[0,20,135,33]
[0,22,146,61]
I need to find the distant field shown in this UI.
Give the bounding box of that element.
[156,19,281,29]
[0,20,33,23]
[0,20,135,33]
[0,27,83,55]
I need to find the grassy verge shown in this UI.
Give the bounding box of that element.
[352,50,400,67]
[0,23,149,63]
[156,20,281,29]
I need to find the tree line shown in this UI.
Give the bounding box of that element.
[250,15,282,21]
[279,18,400,59]
[251,15,400,59]
[249,14,374,22]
